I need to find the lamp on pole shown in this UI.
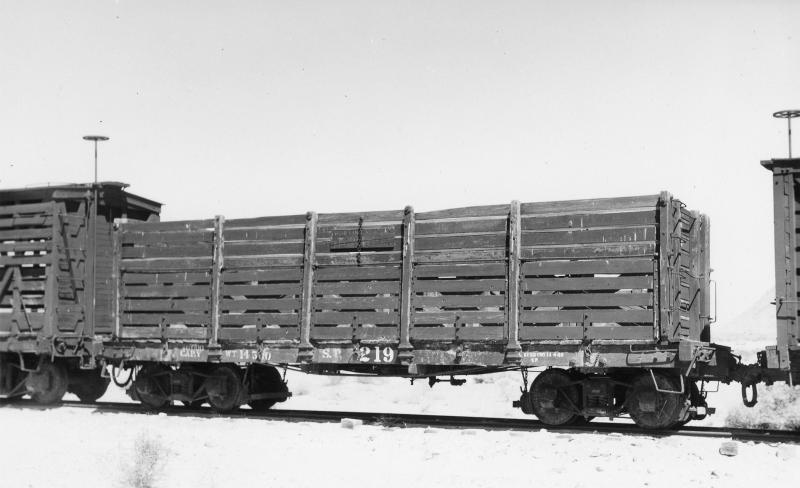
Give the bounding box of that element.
[773,110,800,159]
[82,135,109,185]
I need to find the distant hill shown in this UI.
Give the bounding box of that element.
[713,288,775,346]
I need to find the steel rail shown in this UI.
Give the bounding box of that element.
[2,398,799,444]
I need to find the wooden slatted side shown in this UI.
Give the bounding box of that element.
[414,205,508,265]
[218,217,306,341]
[117,220,214,338]
[218,268,303,341]
[310,265,401,341]
[518,194,660,342]
[53,204,88,334]
[411,262,507,341]
[0,201,56,334]
[667,201,705,341]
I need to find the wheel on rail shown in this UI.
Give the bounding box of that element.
[69,369,111,403]
[247,365,288,411]
[627,372,685,430]
[180,400,205,408]
[26,359,68,405]
[529,368,580,426]
[133,364,172,409]
[206,365,243,413]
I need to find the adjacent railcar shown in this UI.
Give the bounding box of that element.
[0,183,160,402]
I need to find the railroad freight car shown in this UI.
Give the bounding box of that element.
[0,183,160,402]
[0,183,744,429]
[101,191,729,429]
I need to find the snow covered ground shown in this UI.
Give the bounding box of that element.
[2,291,796,488]
[1,367,798,488]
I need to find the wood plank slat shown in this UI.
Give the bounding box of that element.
[121,219,215,232]
[413,295,505,308]
[0,242,51,253]
[413,310,505,323]
[122,313,210,325]
[413,278,507,293]
[0,216,53,228]
[313,296,399,309]
[224,214,308,228]
[165,327,210,340]
[222,298,301,311]
[413,263,507,278]
[585,326,655,340]
[224,241,305,255]
[314,266,401,281]
[521,292,652,307]
[415,218,507,236]
[413,249,507,263]
[121,258,213,271]
[521,226,656,246]
[521,309,654,323]
[223,227,305,242]
[415,233,507,251]
[317,210,405,224]
[315,252,402,266]
[519,326,583,340]
[120,230,214,245]
[0,255,51,266]
[408,326,504,341]
[119,326,161,339]
[224,255,304,268]
[313,311,399,324]
[120,272,211,284]
[521,210,657,231]
[521,242,657,260]
[313,281,400,294]
[122,299,211,312]
[220,313,300,326]
[222,268,303,282]
[520,195,659,215]
[0,228,52,240]
[222,283,302,295]
[0,202,55,216]
[121,243,213,259]
[416,204,510,220]
[521,258,654,276]
[523,276,653,291]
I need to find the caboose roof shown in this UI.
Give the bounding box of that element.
[0,181,162,214]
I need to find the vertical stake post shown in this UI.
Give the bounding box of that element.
[82,135,109,339]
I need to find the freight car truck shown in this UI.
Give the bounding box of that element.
[3,155,797,429]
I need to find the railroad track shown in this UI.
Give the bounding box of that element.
[2,398,799,444]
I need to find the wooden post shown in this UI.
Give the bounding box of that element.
[85,191,97,341]
[209,215,225,348]
[45,202,60,339]
[656,191,672,343]
[505,200,522,362]
[772,170,798,369]
[112,218,122,340]
[298,211,318,361]
[398,205,415,363]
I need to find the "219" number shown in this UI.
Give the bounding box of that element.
[357,346,396,363]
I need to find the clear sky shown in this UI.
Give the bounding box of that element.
[1,1,798,324]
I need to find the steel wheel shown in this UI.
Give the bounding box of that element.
[248,365,288,411]
[69,370,110,403]
[627,372,685,430]
[27,360,68,405]
[529,368,580,426]
[133,364,171,409]
[206,365,243,413]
